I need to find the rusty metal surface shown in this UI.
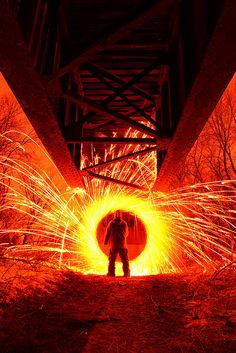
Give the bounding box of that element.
[153,0,236,192]
[0,0,84,188]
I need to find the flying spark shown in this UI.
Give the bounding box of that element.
[0,130,235,275]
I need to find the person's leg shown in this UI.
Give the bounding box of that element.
[107,248,118,276]
[119,248,130,277]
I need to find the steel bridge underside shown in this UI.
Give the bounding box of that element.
[0,0,235,192]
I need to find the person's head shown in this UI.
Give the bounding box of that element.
[114,209,122,219]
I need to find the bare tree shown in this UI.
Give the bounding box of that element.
[0,96,35,247]
[172,78,236,256]
[174,81,236,187]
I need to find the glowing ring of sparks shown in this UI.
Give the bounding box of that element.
[77,193,172,276]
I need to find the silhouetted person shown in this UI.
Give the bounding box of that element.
[104,210,130,277]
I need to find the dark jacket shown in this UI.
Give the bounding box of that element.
[104,217,128,249]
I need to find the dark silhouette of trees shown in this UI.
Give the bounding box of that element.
[173,75,236,257]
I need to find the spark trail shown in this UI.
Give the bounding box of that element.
[0,130,235,275]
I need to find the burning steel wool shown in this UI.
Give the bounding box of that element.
[0,129,235,276]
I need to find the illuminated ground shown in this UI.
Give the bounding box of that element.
[0,261,235,353]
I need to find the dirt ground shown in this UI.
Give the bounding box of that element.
[0,260,235,353]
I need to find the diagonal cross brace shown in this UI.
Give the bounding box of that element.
[84,171,149,191]
[86,66,155,125]
[84,61,156,104]
[62,93,160,138]
[82,147,157,170]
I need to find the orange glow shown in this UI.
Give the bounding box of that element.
[0,74,235,275]
[96,212,147,260]
[75,192,171,276]
[1,129,235,275]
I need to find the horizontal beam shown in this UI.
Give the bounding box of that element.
[65,136,157,144]
[62,93,159,137]
[83,120,112,130]
[82,146,157,170]
[84,171,148,191]
[54,0,174,78]
[108,43,167,50]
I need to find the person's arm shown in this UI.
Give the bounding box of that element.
[104,223,111,245]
